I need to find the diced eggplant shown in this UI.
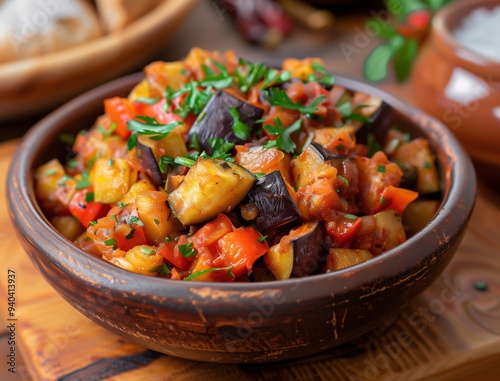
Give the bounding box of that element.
[309,142,345,162]
[264,221,326,280]
[167,158,255,226]
[245,170,300,231]
[136,140,163,188]
[188,90,264,155]
[397,161,418,191]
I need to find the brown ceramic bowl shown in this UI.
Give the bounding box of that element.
[7,72,476,363]
[412,0,500,171]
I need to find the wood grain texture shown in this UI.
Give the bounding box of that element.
[1,138,500,380]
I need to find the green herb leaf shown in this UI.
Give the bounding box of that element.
[257,235,268,243]
[129,216,144,227]
[343,214,358,220]
[264,117,302,154]
[85,191,94,203]
[364,43,395,82]
[127,117,181,140]
[308,62,335,87]
[229,107,252,140]
[184,265,234,281]
[104,238,117,247]
[179,242,197,258]
[141,247,155,255]
[149,263,171,275]
[127,133,138,150]
[75,171,91,190]
[266,88,325,117]
[262,69,291,89]
[393,38,419,83]
[134,97,161,104]
[200,138,235,162]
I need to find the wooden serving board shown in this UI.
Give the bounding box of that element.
[1,139,500,381]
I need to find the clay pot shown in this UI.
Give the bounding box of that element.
[412,0,500,173]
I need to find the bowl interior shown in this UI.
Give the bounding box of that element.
[7,71,477,363]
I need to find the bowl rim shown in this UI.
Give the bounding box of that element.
[7,71,477,301]
[432,0,500,77]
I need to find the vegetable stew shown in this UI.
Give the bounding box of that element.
[35,48,441,282]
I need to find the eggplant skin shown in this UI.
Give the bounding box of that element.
[290,221,326,277]
[136,140,163,188]
[167,158,255,226]
[246,170,300,232]
[188,90,264,155]
[309,142,345,161]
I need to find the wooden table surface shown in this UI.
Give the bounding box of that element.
[2,1,500,380]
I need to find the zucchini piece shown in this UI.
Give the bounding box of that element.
[325,248,373,271]
[167,158,255,226]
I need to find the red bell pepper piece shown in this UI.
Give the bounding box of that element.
[68,189,109,228]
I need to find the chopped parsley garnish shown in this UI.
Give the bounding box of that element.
[424,160,432,169]
[337,102,371,124]
[45,168,59,176]
[262,68,292,89]
[129,216,144,226]
[159,152,198,172]
[264,117,302,154]
[229,107,252,140]
[141,247,155,255]
[67,158,78,169]
[104,238,117,248]
[154,218,160,225]
[89,220,97,226]
[75,171,91,190]
[234,60,268,92]
[337,175,350,187]
[85,192,94,203]
[134,96,161,104]
[58,175,72,187]
[307,61,335,87]
[266,87,325,118]
[126,133,138,151]
[97,122,116,137]
[127,116,181,141]
[149,263,171,276]
[179,242,197,257]
[166,82,214,119]
[377,165,386,173]
[380,195,386,204]
[199,137,235,162]
[257,235,268,243]
[184,265,234,281]
[343,214,358,220]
